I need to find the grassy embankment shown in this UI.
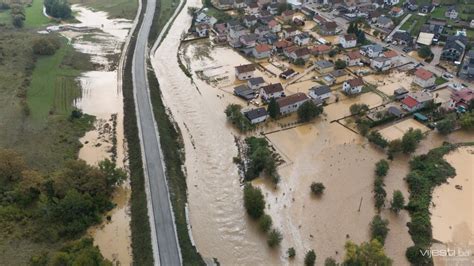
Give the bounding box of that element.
[24,0,51,27]
[146,0,206,263]
[69,0,138,20]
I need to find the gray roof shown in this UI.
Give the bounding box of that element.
[244,107,268,120]
[315,60,334,69]
[388,106,402,117]
[377,16,392,25]
[248,77,265,86]
[310,85,331,96]
[234,85,254,99]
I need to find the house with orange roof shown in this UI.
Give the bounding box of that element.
[413,68,435,88]
[312,44,331,55]
[343,50,362,66]
[252,44,272,59]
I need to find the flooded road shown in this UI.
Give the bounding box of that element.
[63,5,133,265]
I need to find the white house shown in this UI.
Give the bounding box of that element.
[342,78,364,95]
[252,44,272,59]
[371,57,392,71]
[413,68,436,88]
[235,64,256,80]
[340,34,357,48]
[244,108,268,124]
[260,83,285,101]
[401,91,433,112]
[309,85,332,101]
[277,93,309,114]
[360,44,383,58]
[268,20,281,33]
[195,24,210,37]
[383,50,399,66]
[445,6,458,20]
[247,77,266,90]
[294,33,310,46]
[343,50,362,66]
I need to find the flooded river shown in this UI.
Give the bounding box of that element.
[63,5,133,265]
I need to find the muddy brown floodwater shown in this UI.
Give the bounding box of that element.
[61,5,132,265]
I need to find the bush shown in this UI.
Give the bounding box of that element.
[370,215,389,245]
[335,59,347,69]
[32,36,61,56]
[244,137,279,183]
[367,131,388,149]
[350,103,369,116]
[12,14,24,28]
[436,114,456,135]
[297,101,323,122]
[267,229,283,248]
[375,159,389,177]
[356,119,371,136]
[258,214,273,233]
[268,98,280,119]
[304,250,317,266]
[418,46,432,59]
[406,245,432,265]
[401,128,424,154]
[224,104,255,132]
[243,183,265,219]
[324,257,337,266]
[44,0,72,19]
[374,176,386,211]
[310,182,325,196]
[287,247,296,258]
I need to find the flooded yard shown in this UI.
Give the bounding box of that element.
[364,71,415,96]
[378,118,430,141]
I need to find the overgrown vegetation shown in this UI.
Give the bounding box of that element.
[44,0,72,19]
[343,239,392,265]
[373,159,389,211]
[224,104,255,132]
[244,137,280,184]
[297,101,323,122]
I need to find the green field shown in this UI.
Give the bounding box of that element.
[0,9,10,25]
[400,14,428,37]
[69,0,138,19]
[24,0,52,27]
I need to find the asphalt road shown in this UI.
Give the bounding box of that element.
[132,0,182,264]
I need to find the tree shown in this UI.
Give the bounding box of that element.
[401,128,424,154]
[243,183,265,219]
[436,114,456,135]
[344,240,392,265]
[460,112,474,130]
[388,139,403,158]
[13,14,24,28]
[44,0,72,19]
[374,176,386,211]
[294,58,305,66]
[375,159,389,177]
[268,98,280,119]
[297,101,323,122]
[324,257,338,266]
[367,131,389,149]
[390,190,405,214]
[328,49,337,57]
[370,215,389,245]
[335,59,347,70]
[267,229,283,248]
[356,30,366,44]
[350,103,369,116]
[224,104,255,132]
[258,214,273,233]
[310,182,325,196]
[406,245,432,265]
[287,247,296,258]
[304,250,317,266]
[418,46,432,59]
[356,119,371,136]
[32,36,61,56]
[0,149,26,187]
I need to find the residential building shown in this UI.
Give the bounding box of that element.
[419,4,434,13]
[252,44,272,59]
[294,33,311,46]
[413,68,435,88]
[244,108,268,124]
[217,0,234,9]
[247,77,266,90]
[384,0,399,6]
[285,47,311,62]
[401,91,433,112]
[240,34,258,48]
[283,26,300,38]
[235,64,256,80]
[376,16,393,29]
[369,10,382,23]
[449,88,474,111]
[244,15,258,27]
[360,44,383,58]
[387,106,403,118]
[391,31,413,46]
[260,83,285,101]
[445,6,458,20]
[343,50,362,66]
[309,85,332,101]
[246,3,259,15]
[340,34,357,48]
[313,15,327,25]
[234,0,246,9]
[255,25,270,37]
[320,22,338,35]
[390,6,404,17]
[268,20,281,33]
[273,40,293,53]
[277,93,309,114]
[342,77,364,94]
[461,50,474,79]
[228,25,248,40]
[371,57,392,71]
[234,84,256,100]
[314,60,335,74]
[394,87,408,100]
[267,3,279,14]
[471,20,474,28]
[312,44,332,55]
[441,35,468,62]
[195,24,210,37]
[383,50,399,65]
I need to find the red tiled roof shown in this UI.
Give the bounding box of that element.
[343,34,357,41]
[312,44,331,53]
[383,50,398,58]
[401,96,418,108]
[268,20,278,27]
[346,50,362,60]
[414,68,434,80]
[277,93,308,108]
[274,40,293,49]
[255,44,271,53]
[347,78,364,87]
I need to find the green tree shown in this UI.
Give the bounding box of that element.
[388,139,403,158]
[375,159,389,177]
[44,0,72,19]
[460,112,474,130]
[406,245,432,265]
[436,114,457,135]
[335,59,347,69]
[267,229,283,248]
[344,240,392,265]
[356,119,371,136]
[12,14,24,28]
[268,98,280,119]
[367,131,389,149]
[390,190,405,214]
[350,103,369,116]
[224,104,255,132]
[32,36,61,56]
[418,46,432,59]
[297,101,323,122]
[310,182,325,196]
[287,247,296,258]
[0,149,26,187]
[304,250,317,266]
[243,183,265,219]
[294,58,305,65]
[370,215,390,245]
[401,128,424,154]
[374,176,386,211]
[324,257,338,266]
[258,214,273,233]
